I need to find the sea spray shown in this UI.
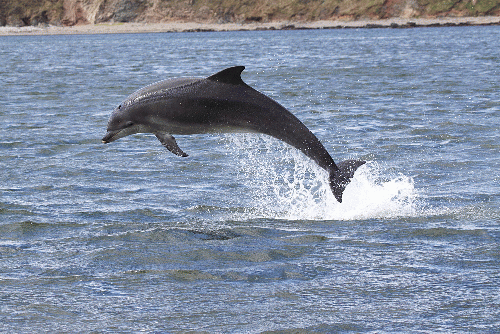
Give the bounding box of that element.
[224,134,419,221]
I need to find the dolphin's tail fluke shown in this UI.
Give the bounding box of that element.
[329,160,366,203]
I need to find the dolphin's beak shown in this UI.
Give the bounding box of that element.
[102,130,120,144]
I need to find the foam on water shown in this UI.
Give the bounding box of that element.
[226,134,419,221]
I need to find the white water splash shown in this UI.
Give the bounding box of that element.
[225,134,419,221]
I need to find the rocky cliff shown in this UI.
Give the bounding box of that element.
[2,0,500,27]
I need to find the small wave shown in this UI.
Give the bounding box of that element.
[226,134,419,221]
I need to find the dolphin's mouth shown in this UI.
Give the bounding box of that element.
[102,130,120,144]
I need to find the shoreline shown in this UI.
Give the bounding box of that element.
[1,16,499,36]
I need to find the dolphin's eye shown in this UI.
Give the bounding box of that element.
[125,121,134,127]
[117,104,122,110]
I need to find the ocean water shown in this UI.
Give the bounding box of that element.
[1,26,499,332]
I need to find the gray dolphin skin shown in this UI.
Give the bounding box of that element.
[102,66,365,202]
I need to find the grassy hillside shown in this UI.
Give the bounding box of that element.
[419,0,500,16]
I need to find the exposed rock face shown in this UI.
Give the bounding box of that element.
[0,0,63,26]
[2,0,500,27]
[61,0,90,25]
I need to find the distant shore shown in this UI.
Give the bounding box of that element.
[1,16,499,36]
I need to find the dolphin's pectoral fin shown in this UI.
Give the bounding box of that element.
[154,132,188,157]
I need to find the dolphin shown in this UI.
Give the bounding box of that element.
[102,66,365,202]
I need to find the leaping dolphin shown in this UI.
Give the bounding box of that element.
[102,66,365,202]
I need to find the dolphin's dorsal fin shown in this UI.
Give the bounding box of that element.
[207,66,246,85]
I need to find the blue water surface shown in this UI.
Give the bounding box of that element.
[1,26,499,332]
